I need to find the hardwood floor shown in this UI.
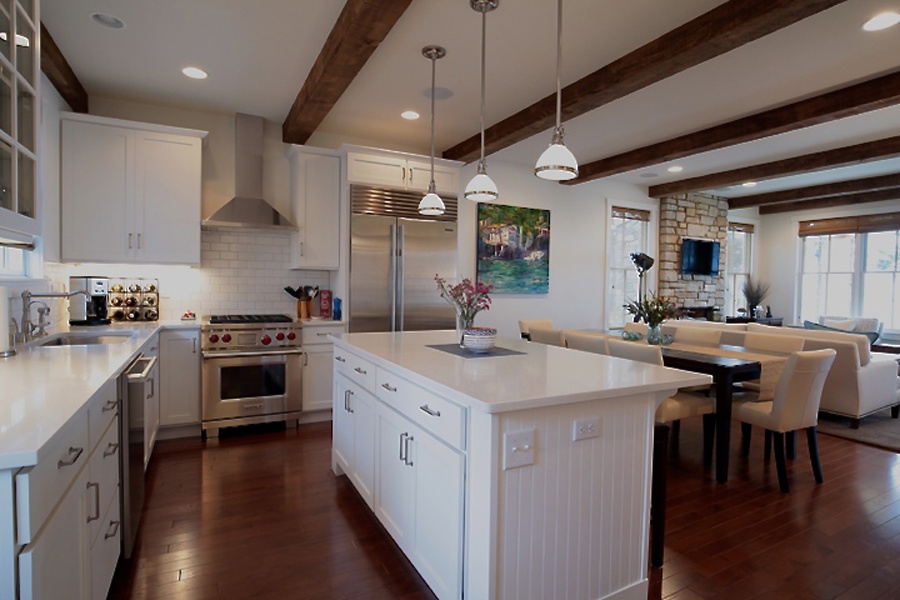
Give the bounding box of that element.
[110,419,900,599]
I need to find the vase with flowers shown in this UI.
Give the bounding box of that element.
[435,275,493,346]
[624,292,680,345]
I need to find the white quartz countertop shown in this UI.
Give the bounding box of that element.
[0,320,198,470]
[332,331,713,414]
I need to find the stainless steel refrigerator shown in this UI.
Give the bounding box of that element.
[350,204,458,333]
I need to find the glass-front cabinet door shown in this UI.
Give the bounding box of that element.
[0,0,39,240]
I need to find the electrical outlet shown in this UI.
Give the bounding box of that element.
[572,417,600,441]
[503,430,535,470]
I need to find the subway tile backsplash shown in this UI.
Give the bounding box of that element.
[45,230,332,322]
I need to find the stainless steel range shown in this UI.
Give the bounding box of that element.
[201,314,303,437]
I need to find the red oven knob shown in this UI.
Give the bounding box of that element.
[261,335,272,345]
[222,334,232,343]
[276,332,285,341]
[287,332,296,341]
[209,334,219,343]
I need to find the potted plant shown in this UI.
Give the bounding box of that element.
[742,279,771,317]
[435,275,494,346]
[624,292,679,344]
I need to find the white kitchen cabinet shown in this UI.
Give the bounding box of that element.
[333,373,376,508]
[346,150,459,195]
[290,147,341,269]
[143,335,160,471]
[301,321,345,412]
[159,329,201,427]
[60,114,206,265]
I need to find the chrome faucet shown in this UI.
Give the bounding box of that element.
[18,289,90,343]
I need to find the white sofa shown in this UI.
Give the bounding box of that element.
[660,320,900,427]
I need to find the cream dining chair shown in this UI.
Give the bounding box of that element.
[623,321,649,336]
[518,319,554,341]
[735,349,837,493]
[607,339,715,463]
[735,332,806,396]
[528,326,566,347]
[564,331,608,354]
[672,327,722,347]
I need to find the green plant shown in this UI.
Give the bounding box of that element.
[624,292,679,328]
[742,278,771,310]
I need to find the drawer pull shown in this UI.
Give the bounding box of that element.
[87,482,101,522]
[335,355,346,363]
[103,442,120,458]
[58,446,84,469]
[400,432,413,466]
[354,367,367,375]
[105,520,121,540]
[317,332,329,337]
[102,399,117,413]
[419,404,441,418]
[381,383,397,392]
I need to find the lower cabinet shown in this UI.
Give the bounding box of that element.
[302,322,346,412]
[333,373,375,508]
[143,336,160,470]
[159,329,201,426]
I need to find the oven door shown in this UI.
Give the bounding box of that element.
[201,349,302,423]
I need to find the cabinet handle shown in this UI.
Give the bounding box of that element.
[137,233,142,249]
[105,520,121,540]
[103,442,120,457]
[405,435,414,467]
[58,446,84,468]
[102,399,117,412]
[335,355,346,363]
[128,233,133,249]
[87,482,101,522]
[399,432,408,463]
[419,404,441,418]
[192,338,197,354]
[317,332,329,337]
[381,383,397,392]
[344,389,354,414]
[148,378,155,399]
[402,166,407,182]
[354,367,367,375]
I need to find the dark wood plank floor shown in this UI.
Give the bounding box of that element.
[109,419,900,600]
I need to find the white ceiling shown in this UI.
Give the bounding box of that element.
[40,0,900,199]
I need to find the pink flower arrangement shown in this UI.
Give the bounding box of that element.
[435,275,493,328]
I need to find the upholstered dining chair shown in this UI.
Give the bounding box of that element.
[735,332,806,395]
[624,321,649,336]
[529,326,566,347]
[672,327,722,347]
[607,339,715,463]
[564,331,608,354]
[518,319,554,341]
[735,349,837,493]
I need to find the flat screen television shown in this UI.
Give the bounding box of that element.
[681,239,720,276]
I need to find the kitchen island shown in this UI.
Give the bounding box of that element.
[330,331,712,600]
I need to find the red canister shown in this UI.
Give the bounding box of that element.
[319,289,332,319]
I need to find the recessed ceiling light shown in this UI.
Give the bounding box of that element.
[182,67,208,80]
[639,172,659,179]
[862,11,900,31]
[742,181,758,188]
[91,13,126,29]
[667,165,684,173]
[401,110,420,120]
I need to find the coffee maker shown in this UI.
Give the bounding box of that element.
[69,277,111,325]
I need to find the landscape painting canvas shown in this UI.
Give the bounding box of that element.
[476,203,550,294]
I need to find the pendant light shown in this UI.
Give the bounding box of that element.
[418,45,448,216]
[534,0,578,181]
[464,0,499,203]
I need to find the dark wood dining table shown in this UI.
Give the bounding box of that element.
[661,347,762,483]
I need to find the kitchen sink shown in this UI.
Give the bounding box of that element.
[32,333,132,347]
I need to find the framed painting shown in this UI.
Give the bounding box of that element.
[476,203,550,294]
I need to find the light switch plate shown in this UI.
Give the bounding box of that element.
[572,417,601,441]
[503,430,535,470]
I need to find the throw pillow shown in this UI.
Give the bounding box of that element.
[823,318,856,331]
[803,320,880,344]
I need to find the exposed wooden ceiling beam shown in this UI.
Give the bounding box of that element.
[759,187,900,214]
[648,136,900,197]
[40,23,88,113]
[729,173,900,209]
[569,69,900,185]
[282,0,413,144]
[442,0,848,163]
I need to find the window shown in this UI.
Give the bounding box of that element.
[798,212,900,331]
[725,222,753,315]
[606,206,651,329]
[0,245,27,276]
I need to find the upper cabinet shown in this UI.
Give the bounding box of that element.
[0,0,39,242]
[346,150,459,196]
[60,114,207,265]
[290,146,340,270]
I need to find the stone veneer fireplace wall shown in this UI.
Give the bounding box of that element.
[658,193,728,313]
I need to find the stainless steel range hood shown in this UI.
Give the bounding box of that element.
[202,114,297,231]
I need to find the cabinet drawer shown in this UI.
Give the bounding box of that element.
[376,369,465,450]
[333,349,376,392]
[91,487,121,600]
[301,323,344,346]
[87,379,118,450]
[16,411,90,544]
[87,418,121,548]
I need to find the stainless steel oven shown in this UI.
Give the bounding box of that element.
[201,315,303,437]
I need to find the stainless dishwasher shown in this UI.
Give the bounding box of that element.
[119,353,157,559]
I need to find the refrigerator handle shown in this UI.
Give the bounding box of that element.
[389,223,398,332]
[396,224,405,331]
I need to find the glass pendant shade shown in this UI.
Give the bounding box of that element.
[535,133,578,181]
[464,163,499,202]
[418,188,446,216]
